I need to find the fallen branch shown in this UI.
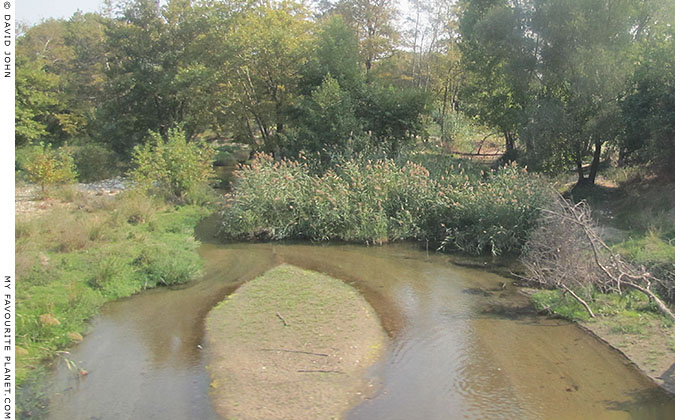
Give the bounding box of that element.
[521,193,674,320]
[260,348,329,357]
[276,312,288,326]
[297,369,344,374]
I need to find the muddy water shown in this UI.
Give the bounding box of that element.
[45,242,673,419]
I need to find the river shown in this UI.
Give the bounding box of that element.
[43,239,673,419]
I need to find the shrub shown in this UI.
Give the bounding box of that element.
[89,257,127,290]
[134,243,203,286]
[21,143,77,193]
[130,127,216,202]
[69,143,121,182]
[220,154,551,254]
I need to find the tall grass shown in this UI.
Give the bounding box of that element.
[220,153,550,255]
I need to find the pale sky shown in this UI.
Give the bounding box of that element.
[18,0,106,25]
[18,0,416,28]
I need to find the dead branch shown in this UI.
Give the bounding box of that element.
[260,348,328,357]
[276,312,288,326]
[521,192,674,320]
[297,370,344,374]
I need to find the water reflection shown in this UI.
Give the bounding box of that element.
[44,242,673,420]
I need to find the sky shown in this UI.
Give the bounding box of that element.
[18,0,417,28]
[18,0,106,25]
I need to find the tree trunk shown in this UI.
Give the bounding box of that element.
[503,131,515,152]
[576,157,586,185]
[440,85,448,145]
[587,139,602,185]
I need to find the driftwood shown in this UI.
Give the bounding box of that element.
[521,193,674,320]
[276,312,288,326]
[260,348,329,357]
[297,370,344,374]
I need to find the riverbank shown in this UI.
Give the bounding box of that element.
[15,184,211,398]
[528,288,674,394]
[205,264,387,420]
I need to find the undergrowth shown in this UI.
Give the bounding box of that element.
[220,153,550,255]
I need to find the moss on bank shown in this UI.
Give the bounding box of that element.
[205,264,387,420]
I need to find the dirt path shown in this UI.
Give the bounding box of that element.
[205,264,387,420]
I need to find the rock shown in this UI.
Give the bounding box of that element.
[68,332,84,342]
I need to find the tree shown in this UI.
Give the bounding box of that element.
[99,0,215,153]
[455,0,657,183]
[226,1,313,156]
[456,0,534,155]
[22,143,77,193]
[356,82,430,155]
[619,1,674,173]
[300,15,362,93]
[526,0,637,184]
[15,58,59,145]
[289,75,360,162]
[330,0,399,73]
[130,127,215,200]
[16,14,108,144]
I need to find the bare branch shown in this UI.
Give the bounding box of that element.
[521,193,674,320]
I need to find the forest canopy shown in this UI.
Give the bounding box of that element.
[16,0,674,181]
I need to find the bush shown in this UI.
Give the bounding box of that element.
[20,143,77,193]
[221,154,551,254]
[130,127,216,202]
[134,243,203,286]
[69,143,121,182]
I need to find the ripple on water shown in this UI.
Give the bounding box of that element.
[42,242,673,420]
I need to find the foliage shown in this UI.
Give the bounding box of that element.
[300,15,363,93]
[67,142,122,182]
[21,143,77,192]
[356,82,431,155]
[15,200,209,387]
[329,0,399,73]
[221,153,550,255]
[619,20,674,172]
[16,13,107,145]
[129,127,216,201]
[15,58,60,146]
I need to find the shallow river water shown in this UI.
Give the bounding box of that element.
[45,239,674,419]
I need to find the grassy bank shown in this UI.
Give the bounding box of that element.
[221,153,550,255]
[205,264,387,420]
[16,190,211,387]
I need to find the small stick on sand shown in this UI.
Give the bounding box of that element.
[297,370,345,374]
[276,312,288,326]
[260,348,329,357]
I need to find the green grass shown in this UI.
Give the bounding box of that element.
[530,288,672,327]
[16,194,212,387]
